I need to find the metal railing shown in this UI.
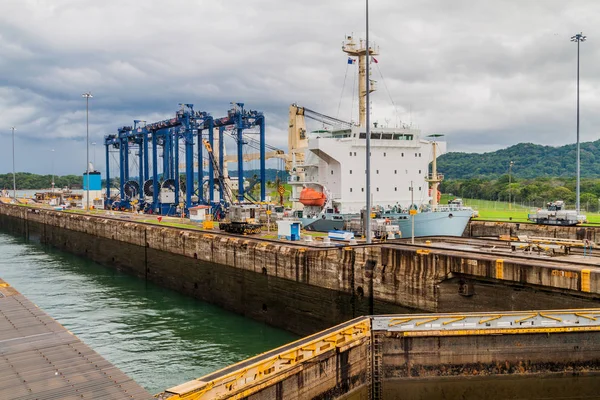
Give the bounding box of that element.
[372,309,600,336]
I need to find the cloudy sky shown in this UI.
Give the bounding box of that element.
[0,0,599,176]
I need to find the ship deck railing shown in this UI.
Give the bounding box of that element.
[431,205,473,212]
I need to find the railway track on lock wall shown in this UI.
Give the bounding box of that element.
[384,236,600,271]
[30,208,329,248]
[422,235,600,260]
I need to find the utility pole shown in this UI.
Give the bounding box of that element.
[51,149,55,193]
[11,127,16,199]
[82,92,93,210]
[508,160,514,210]
[365,0,372,244]
[410,181,415,244]
[571,32,586,214]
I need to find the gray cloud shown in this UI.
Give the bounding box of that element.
[0,0,599,176]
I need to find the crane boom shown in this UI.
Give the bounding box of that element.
[287,104,353,171]
[293,104,353,127]
[203,140,234,205]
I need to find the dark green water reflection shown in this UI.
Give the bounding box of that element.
[0,233,298,394]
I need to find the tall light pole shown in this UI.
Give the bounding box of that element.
[92,142,96,167]
[11,126,16,199]
[51,149,55,193]
[571,32,586,214]
[82,92,93,210]
[508,160,514,210]
[365,0,372,244]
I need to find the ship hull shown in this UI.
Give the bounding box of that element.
[300,216,346,232]
[299,209,471,237]
[391,209,472,237]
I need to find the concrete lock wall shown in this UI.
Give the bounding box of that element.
[378,331,600,399]
[469,220,600,242]
[157,311,600,400]
[0,206,411,335]
[379,246,600,312]
[1,205,600,336]
[247,338,370,400]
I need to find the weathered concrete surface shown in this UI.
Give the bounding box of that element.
[159,311,600,400]
[380,245,600,312]
[380,331,600,378]
[246,338,370,400]
[0,206,415,335]
[156,317,372,400]
[438,277,599,312]
[239,327,600,400]
[378,330,600,399]
[469,220,600,242]
[382,374,600,400]
[1,205,600,336]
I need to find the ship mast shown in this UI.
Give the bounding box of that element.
[426,134,444,208]
[342,36,379,127]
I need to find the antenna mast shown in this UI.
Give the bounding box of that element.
[342,35,379,127]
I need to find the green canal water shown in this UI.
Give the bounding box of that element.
[0,232,298,394]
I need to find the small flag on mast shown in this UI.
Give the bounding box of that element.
[347,57,356,65]
[372,57,379,64]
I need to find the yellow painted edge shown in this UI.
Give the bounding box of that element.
[164,318,371,399]
[581,269,591,293]
[495,259,504,280]
[402,325,600,337]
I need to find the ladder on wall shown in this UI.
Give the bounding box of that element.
[369,331,383,400]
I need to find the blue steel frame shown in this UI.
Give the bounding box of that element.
[103,103,266,215]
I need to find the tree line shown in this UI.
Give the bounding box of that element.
[441,176,600,212]
[0,169,289,191]
[437,140,600,179]
[0,173,83,191]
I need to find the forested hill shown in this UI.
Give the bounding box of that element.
[437,140,600,179]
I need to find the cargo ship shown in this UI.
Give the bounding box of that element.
[286,36,473,237]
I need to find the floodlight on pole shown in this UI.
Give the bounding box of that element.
[51,149,55,193]
[508,160,514,210]
[365,0,372,244]
[571,32,586,214]
[11,126,16,199]
[82,92,93,210]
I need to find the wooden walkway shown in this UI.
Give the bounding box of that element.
[0,279,152,400]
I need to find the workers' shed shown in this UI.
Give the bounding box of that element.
[189,205,212,222]
[277,220,301,241]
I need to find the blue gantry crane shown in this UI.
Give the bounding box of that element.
[104,103,267,215]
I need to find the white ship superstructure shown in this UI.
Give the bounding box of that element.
[290,125,445,214]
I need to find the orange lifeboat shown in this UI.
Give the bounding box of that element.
[299,188,326,207]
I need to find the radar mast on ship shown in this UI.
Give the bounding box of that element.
[342,36,379,127]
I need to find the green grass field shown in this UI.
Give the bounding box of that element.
[447,196,600,225]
